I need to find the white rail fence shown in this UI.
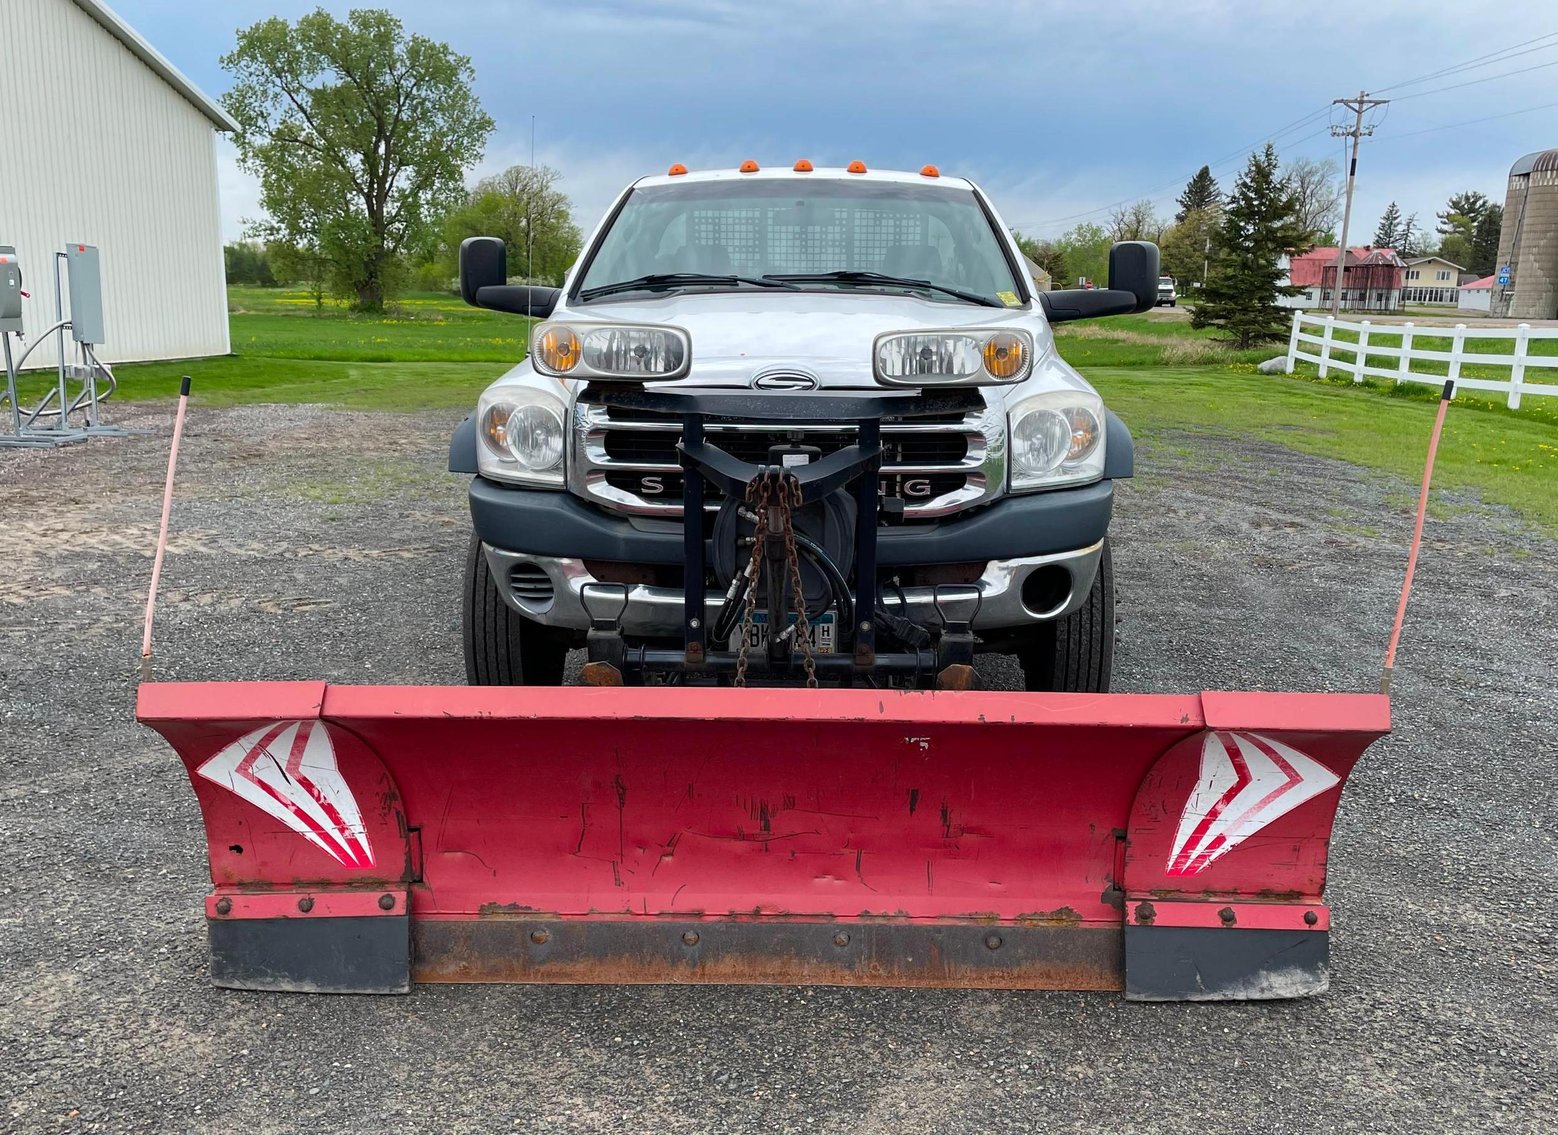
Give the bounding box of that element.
[1284,311,1558,409]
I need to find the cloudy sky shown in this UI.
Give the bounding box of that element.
[113,0,1558,248]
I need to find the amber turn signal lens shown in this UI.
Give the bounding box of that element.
[536,326,582,372]
[982,333,1025,380]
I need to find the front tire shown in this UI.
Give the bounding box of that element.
[463,534,568,686]
[1016,540,1115,693]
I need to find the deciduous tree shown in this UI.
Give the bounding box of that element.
[1283,156,1343,243]
[1107,200,1164,243]
[1011,231,1067,291]
[1192,144,1310,348]
[222,9,495,310]
[438,165,583,286]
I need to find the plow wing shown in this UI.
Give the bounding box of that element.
[138,683,1388,1000]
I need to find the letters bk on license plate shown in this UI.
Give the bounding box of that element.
[731,611,836,654]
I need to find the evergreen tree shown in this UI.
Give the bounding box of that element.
[1469,204,1503,276]
[1190,144,1310,348]
[1175,166,1221,222]
[1373,202,1403,250]
[1436,190,1489,238]
[1396,213,1422,259]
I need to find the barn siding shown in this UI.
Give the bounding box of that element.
[0,0,229,368]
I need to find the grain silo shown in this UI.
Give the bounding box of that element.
[1490,149,1558,319]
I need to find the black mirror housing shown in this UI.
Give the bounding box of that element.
[460,236,560,318]
[460,236,506,306]
[1040,241,1161,323]
[1107,240,1160,313]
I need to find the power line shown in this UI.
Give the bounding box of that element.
[1391,57,1558,101]
[1011,107,1332,230]
[1373,31,1558,95]
[1372,97,1558,143]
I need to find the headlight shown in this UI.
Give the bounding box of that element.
[477,385,567,487]
[530,321,690,381]
[874,328,1033,386]
[1008,391,1106,491]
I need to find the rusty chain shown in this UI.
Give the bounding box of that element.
[732,474,772,687]
[732,470,818,688]
[779,476,819,688]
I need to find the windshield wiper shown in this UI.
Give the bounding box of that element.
[579,272,800,300]
[763,270,1002,308]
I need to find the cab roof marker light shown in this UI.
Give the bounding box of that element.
[739,160,760,173]
[793,159,814,172]
[847,160,868,174]
[920,164,940,177]
[667,163,688,176]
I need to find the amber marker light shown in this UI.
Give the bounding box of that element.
[536,326,582,373]
[667,163,688,176]
[982,333,1026,380]
[793,159,814,172]
[847,160,868,173]
[920,164,940,177]
[739,159,760,173]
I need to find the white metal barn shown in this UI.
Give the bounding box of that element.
[0,0,234,367]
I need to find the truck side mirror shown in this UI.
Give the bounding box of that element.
[460,235,560,319]
[460,237,506,305]
[1107,241,1160,313]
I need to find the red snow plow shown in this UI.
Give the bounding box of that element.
[138,682,1387,999]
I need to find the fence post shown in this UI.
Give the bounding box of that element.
[1509,323,1530,409]
[1285,309,1302,374]
[1447,324,1466,389]
[1318,315,1335,377]
[1355,320,1371,384]
[1397,322,1415,385]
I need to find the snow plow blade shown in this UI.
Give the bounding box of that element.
[137,683,1388,999]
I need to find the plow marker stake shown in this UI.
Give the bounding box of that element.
[138,683,1388,999]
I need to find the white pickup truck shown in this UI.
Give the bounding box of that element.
[450,161,1159,690]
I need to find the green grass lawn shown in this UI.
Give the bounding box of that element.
[15,285,1555,531]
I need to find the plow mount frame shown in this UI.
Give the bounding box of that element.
[138,682,1388,1000]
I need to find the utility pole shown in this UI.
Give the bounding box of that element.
[1329,91,1389,317]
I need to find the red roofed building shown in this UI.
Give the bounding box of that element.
[1279,246,1407,312]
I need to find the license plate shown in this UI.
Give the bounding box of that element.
[732,611,836,654]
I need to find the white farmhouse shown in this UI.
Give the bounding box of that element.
[0,0,234,367]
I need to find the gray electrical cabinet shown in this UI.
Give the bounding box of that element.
[65,243,105,344]
[0,246,22,334]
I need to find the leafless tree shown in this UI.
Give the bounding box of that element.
[1107,199,1165,243]
[1283,156,1343,242]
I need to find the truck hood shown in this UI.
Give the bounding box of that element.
[556,292,1050,389]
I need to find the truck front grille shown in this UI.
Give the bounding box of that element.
[570,398,1005,520]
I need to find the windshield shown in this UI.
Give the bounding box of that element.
[576,179,1024,306]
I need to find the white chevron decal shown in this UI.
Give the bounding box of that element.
[1166,731,1339,877]
[196,720,375,869]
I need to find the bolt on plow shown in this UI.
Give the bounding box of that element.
[134,271,1451,1000]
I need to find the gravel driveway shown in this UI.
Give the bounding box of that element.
[2,401,1554,1133]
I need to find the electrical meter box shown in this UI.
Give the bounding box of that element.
[65,243,105,345]
[0,245,22,334]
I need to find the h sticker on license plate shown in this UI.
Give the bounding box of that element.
[732,611,836,654]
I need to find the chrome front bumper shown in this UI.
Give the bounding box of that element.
[482,541,1104,638]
